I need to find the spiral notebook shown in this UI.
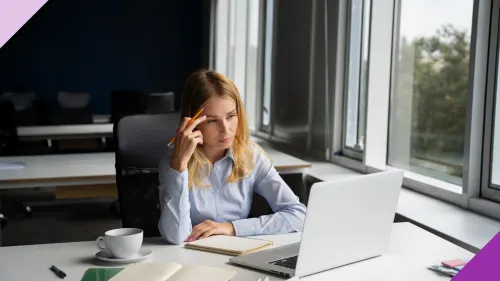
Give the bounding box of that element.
[184,235,273,256]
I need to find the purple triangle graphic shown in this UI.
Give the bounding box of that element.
[0,0,49,49]
[451,231,500,281]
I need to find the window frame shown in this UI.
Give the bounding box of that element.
[245,0,265,132]
[212,0,267,135]
[211,0,500,219]
[213,0,230,75]
[257,0,276,135]
[481,0,500,203]
[332,0,500,218]
[341,0,370,161]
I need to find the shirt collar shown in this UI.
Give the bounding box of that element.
[204,148,235,170]
[222,147,235,163]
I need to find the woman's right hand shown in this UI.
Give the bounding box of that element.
[170,115,206,173]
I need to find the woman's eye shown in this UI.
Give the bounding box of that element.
[227,114,236,120]
[207,119,217,124]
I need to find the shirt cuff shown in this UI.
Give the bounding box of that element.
[162,166,189,197]
[231,218,260,237]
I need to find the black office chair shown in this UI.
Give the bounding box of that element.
[144,92,175,114]
[110,91,145,124]
[0,100,32,226]
[2,92,50,126]
[0,100,19,156]
[114,113,180,237]
[55,91,93,124]
[114,112,275,237]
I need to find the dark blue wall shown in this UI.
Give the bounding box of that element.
[0,0,206,114]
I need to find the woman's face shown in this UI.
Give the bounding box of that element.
[197,97,238,151]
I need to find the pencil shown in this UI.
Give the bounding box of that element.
[167,107,204,147]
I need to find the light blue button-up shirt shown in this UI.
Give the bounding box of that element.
[157,143,307,244]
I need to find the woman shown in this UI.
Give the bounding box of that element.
[157,69,306,245]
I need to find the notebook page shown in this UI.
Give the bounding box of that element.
[169,264,235,281]
[108,262,182,281]
[185,235,272,253]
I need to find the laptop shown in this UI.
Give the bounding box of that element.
[229,169,404,278]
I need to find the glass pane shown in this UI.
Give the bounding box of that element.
[246,0,260,131]
[232,0,248,103]
[215,0,229,74]
[491,46,500,187]
[262,0,274,127]
[227,0,237,79]
[388,0,473,185]
[345,0,370,150]
[357,0,370,148]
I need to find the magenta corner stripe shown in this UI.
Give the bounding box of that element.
[0,0,49,49]
[451,231,500,281]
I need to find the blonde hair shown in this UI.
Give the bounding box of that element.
[179,69,255,189]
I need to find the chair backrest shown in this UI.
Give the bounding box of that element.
[114,112,180,237]
[2,92,50,126]
[56,92,93,124]
[0,100,20,155]
[144,92,175,114]
[110,91,145,124]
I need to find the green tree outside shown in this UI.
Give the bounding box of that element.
[395,24,470,178]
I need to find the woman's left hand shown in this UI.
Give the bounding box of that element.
[185,220,235,242]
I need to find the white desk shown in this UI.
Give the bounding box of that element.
[0,153,116,189]
[0,146,311,189]
[93,114,110,124]
[251,139,311,174]
[0,223,474,281]
[17,124,114,141]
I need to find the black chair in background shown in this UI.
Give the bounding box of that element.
[110,91,145,124]
[2,92,50,126]
[2,92,54,156]
[114,112,180,237]
[0,100,20,156]
[0,100,32,229]
[144,92,175,114]
[55,92,93,124]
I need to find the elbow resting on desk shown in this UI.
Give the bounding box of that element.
[158,224,190,245]
[157,200,193,245]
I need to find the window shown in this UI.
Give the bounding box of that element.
[491,84,500,187]
[230,0,248,103]
[245,0,262,131]
[213,0,264,130]
[483,12,500,203]
[261,0,274,129]
[344,0,370,153]
[215,0,229,74]
[388,0,474,186]
[226,0,237,80]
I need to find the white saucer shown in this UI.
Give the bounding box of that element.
[95,249,153,264]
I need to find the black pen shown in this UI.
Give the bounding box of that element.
[50,265,66,279]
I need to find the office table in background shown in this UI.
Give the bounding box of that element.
[0,222,474,281]
[0,144,311,189]
[17,124,114,141]
[16,115,111,141]
[92,115,110,124]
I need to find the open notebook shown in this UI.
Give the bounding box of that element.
[184,235,273,256]
[108,262,236,281]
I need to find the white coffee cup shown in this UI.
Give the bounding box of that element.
[96,228,143,259]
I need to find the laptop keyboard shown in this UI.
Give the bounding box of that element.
[269,255,298,269]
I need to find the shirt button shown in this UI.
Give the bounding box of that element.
[177,178,182,184]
